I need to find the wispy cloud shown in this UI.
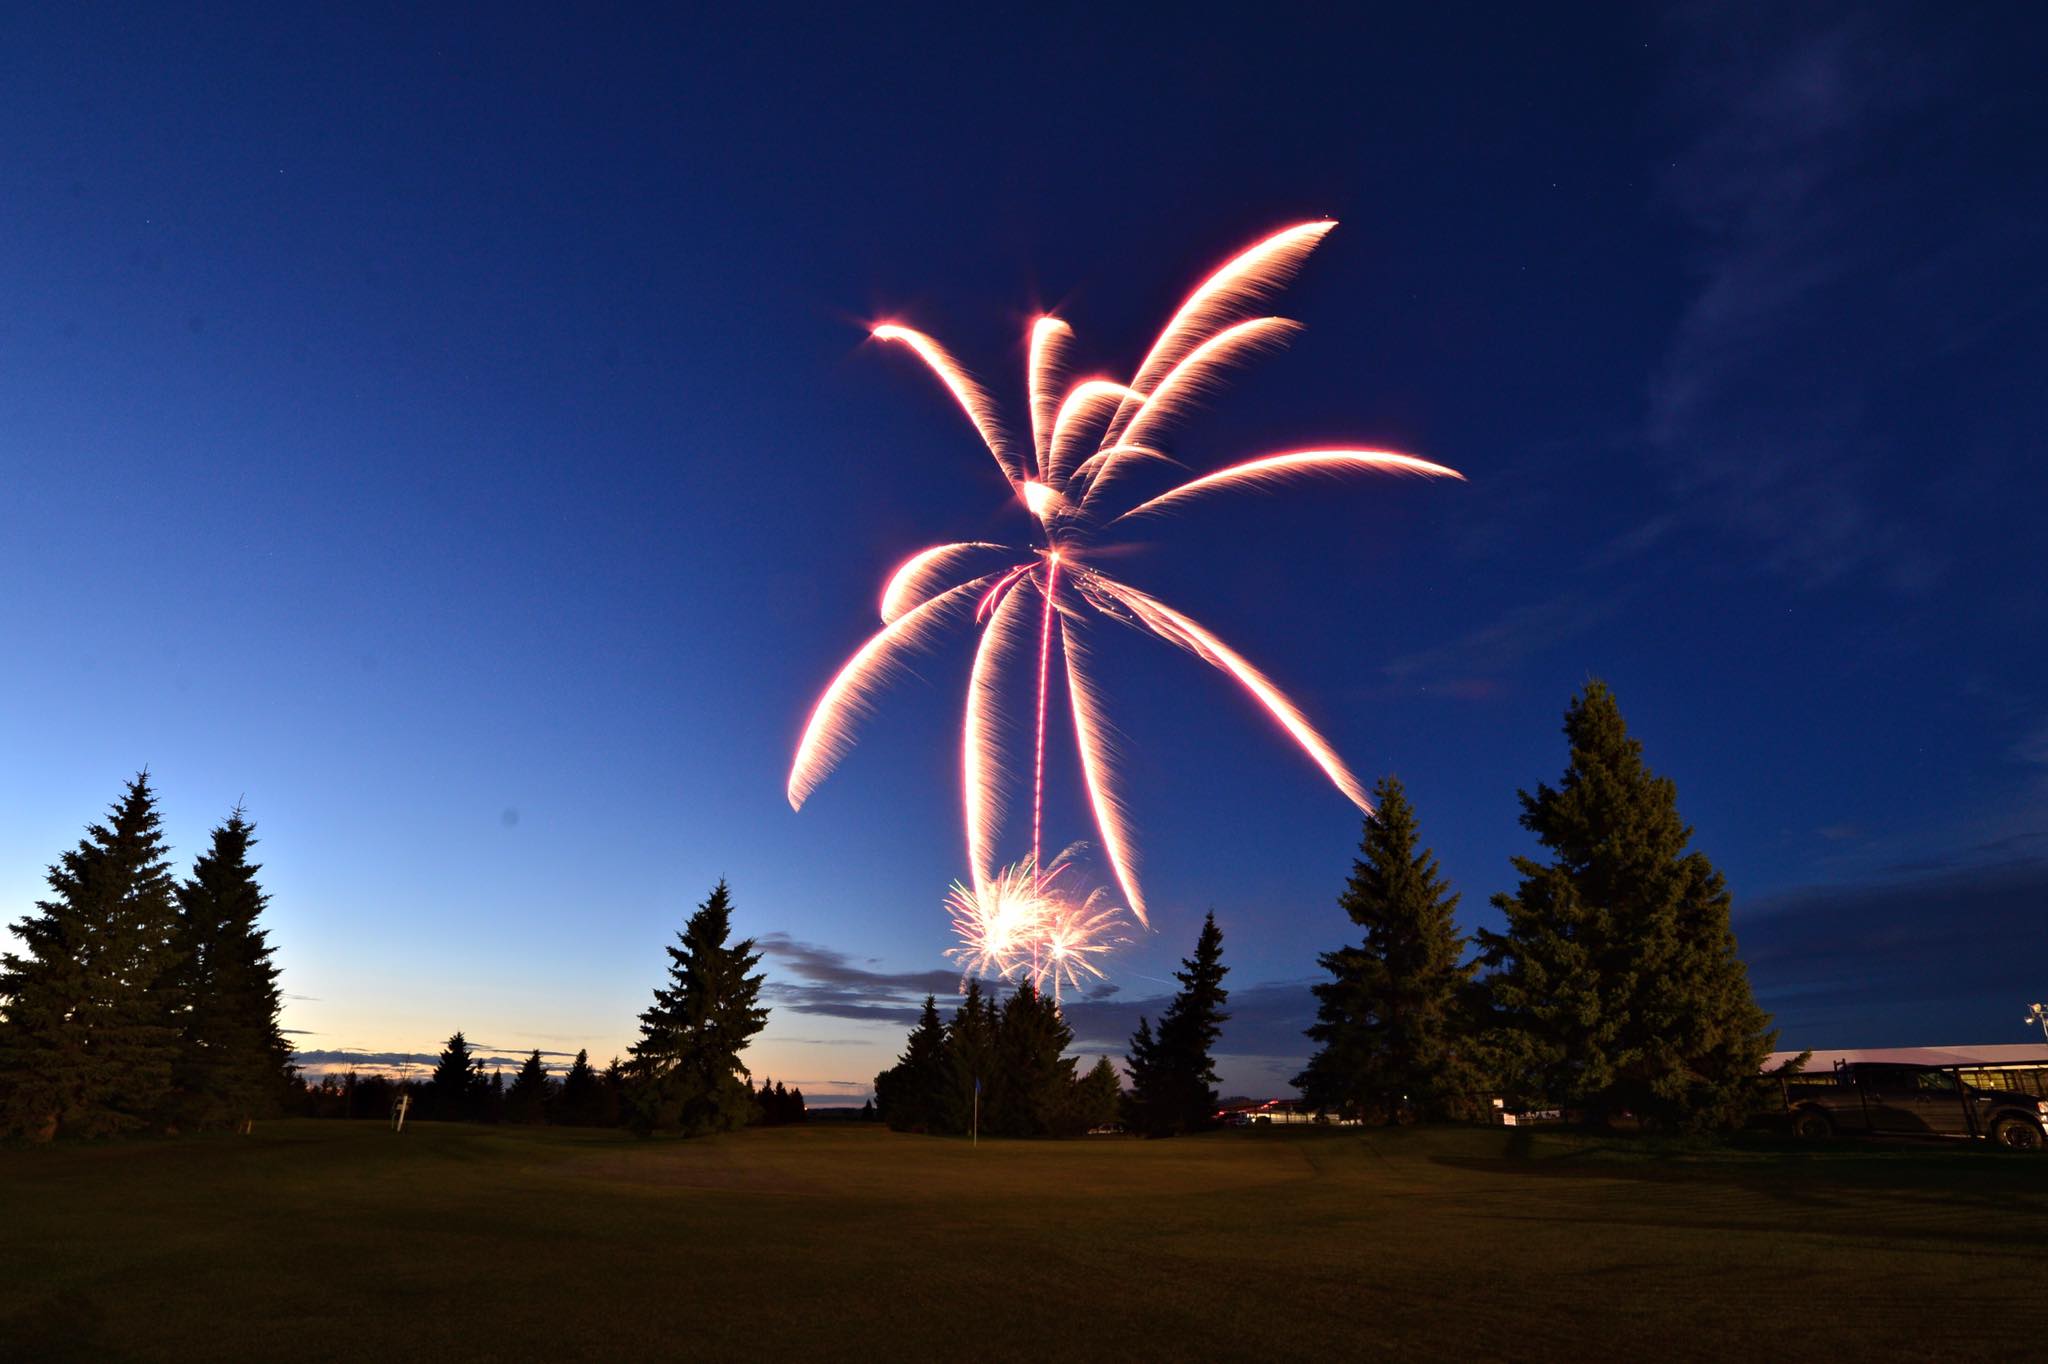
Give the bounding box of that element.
[1381,585,1642,693]
[1647,15,1991,593]
[292,1049,440,1071]
[756,932,963,1026]
[1740,855,2048,1046]
[2013,722,2048,769]
[469,1045,583,1061]
[1380,518,1670,692]
[1061,979,1317,1065]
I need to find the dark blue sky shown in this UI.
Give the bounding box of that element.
[3,7,2043,1097]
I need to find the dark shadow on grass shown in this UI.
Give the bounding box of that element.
[0,1290,108,1364]
[1425,1133,2048,1249]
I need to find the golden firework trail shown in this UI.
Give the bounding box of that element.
[789,221,1464,982]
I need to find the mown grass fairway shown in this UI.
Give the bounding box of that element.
[4,1120,2043,1360]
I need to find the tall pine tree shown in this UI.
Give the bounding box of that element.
[941,978,996,1135]
[1123,1018,1159,1131]
[0,774,183,1140]
[427,1030,484,1120]
[873,995,949,1133]
[597,1056,626,1127]
[506,1050,551,1123]
[1071,1056,1124,1132]
[986,980,1075,1137]
[557,1049,600,1126]
[1126,912,1229,1137]
[170,807,294,1132]
[627,880,769,1135]
[1296,777,1482,1122]
[1478,682,1775,1130]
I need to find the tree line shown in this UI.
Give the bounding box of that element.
[0,776,785,1141]
[299,876,778,1130]
[298,881,784,1135]
[297,1042,813,1129]
[0,775,295,1141]
[300,1030,808,1129]
[872,979,1125,1138]
[876,682,1780,1137]
[873,909,1230,1139]
[1297,681,1778,1133]
[7,681,1773,1142]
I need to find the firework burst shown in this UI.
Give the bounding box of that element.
[943,848,1128,1000]
[790,221,1463,986]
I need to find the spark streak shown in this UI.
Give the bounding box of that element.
[1102,220,1336,444]
[1115,448,1465,523]
[1030,555,1061,885]
[964,579,1031,894]
[881,542,1008,622]
[1086,574,1372,811]
[872,324,1017,481]
[1044,379,1138,489]
[1118,317,1301,452]
[1061,614,1145,925]
[1027,316,1072,476]
[788,571,1000,811]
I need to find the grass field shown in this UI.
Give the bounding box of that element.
[4,1120,2044,1360]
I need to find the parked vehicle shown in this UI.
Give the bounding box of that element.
[1783,1062,2047,1150]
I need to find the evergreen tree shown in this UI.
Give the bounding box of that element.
[557,1049,599,1126]
[1477,682,1776,1130]
[0,774,183,1140]
[986,981,1075,1137]
[1123,1018,1158,1132]
[485,1066,506,1123]
[627,880,769,1135]
[1297,778,1483,1123]
[506,1050,551,1124]
[353,1072,396,1121]
[1071,1056,1124,1132]
[168,808,294,1133]
[871,1069,897,1126]
[941,979,996,1135]
[427,1031,483,1121]
[786,1086,806,1121]
[597,1057,626,1127]
[873,996,949,1132]
[859,1097,876,1122]
[1126,912,1230,1137]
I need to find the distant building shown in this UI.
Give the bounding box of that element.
[1216,1098,1357,1126]
[1765,1043,2048,1070]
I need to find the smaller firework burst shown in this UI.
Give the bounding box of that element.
[1034,887,1126,1000]
[944,847,1128,1000]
